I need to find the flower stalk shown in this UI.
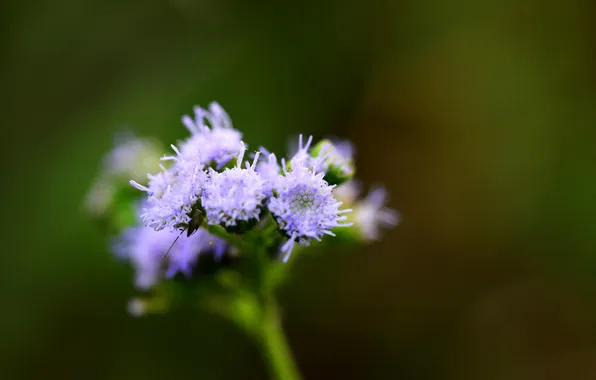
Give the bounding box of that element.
[258,302,302,380]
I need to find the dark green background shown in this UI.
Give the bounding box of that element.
[3,0,596,379]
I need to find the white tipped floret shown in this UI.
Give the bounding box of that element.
[235,143,246,168]
[250,151,261,170]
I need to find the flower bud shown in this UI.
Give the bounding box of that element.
[310,139,355,186]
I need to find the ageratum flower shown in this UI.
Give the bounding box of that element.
[201,145,266,229]
[286,135,354,185]
[103,132,163,182]
[333,179,361,205]
[310,139,355,185]
[268,159,352,261]
[353,186,400,241]
[165,228,227,278]
[85,133,161,216]
[114,223,227,289]
[130,144,207,231]
[180,102,244,168]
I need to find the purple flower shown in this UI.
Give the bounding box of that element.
[353,186,400,241]
[102,132,162,182]
[201,145,266,228]
[256,148,281,180]
[180,102,244,168]
[312,139,355,179]
[165,229,227,278]
[85,133,161,216]
[114,223,227,289]
[113,226,177,289]
[267,160,352,261]
[333,179,361,204]
[286,135,354,184]
[130,145,207,231]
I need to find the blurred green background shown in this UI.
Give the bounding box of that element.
[2,0,596,379]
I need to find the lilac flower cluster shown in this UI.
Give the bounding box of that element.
[90,102,397,295]
[129,103,355,256]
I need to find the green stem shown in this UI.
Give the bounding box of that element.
[259,303,302,380]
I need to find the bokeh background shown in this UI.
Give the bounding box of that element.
[3,0,596,379]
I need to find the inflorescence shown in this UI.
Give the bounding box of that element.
[87,102,398,300]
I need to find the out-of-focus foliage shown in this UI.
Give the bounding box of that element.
[2,0,596,379]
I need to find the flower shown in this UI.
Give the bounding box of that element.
[85,98,404,320]
[165,228,227,278]
[179,102,244,168]
[310,139,355,185]
[103,132,163,182]
[201,145,266,229]
[85,133,161,216]
[353,186,400,241]
[286,135,354,184]
[255,150,282,197]
[130,144,207,231]
[331,139,355,161]
[113,225,178,289]
[267,160,352,261]
[114,222,227,289]
[333,179,361,205]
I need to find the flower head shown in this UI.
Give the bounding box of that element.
[333,179,361,205]
[85,133,161,216]
[113,225,176,289]
[130,145,207,231]
[201,145,266,229]
[114,222,227,289]
[286,135,354,185]
[90,100,400,310]
[267,160,352,261]
[180,102,244,168]
[353,186,400,241]
[165,228,227,278]
[310,139,355,184]
[103,132,162,182]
